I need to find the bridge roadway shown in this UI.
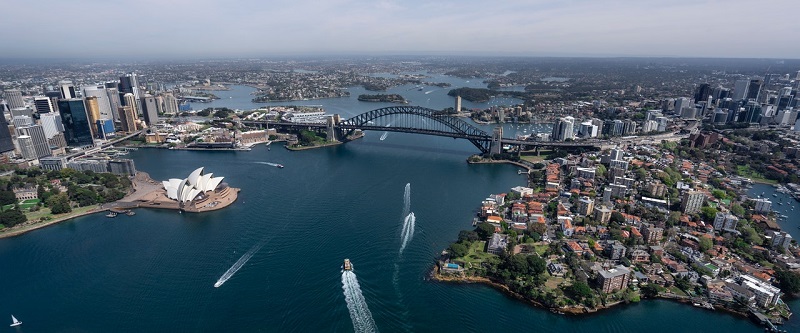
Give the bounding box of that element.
[64,130,144,160]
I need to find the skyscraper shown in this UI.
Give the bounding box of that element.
[746,79,763,101]
[12,115,33,132]
[40,112,65,139]
[84,96,101,138]
[119,106,138,132]
[551,116,575,141]
[33,96,54,114]
[4,89,25,109]
[83,86,114,120]
[141,94,159,126]
[693,83,711,103]
[106,87,121,122]
[58,98,94,147]
[17,135,37,160]
[123,93,139,118]
[0,114,15,153]
[17,125,51,159]
[162,92,179,115]
[119,73,140,99]
[59,80,77,99]
[733,79,750,101]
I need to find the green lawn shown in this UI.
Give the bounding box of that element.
[458,241,495,266]
[2,199,41,211]
[669,286,688,296]
[736,165,777,184]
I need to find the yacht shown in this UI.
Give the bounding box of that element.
[343,258,352,271]
[9,315,21,327]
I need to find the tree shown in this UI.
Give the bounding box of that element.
[730,204,745,217]
[699,237,713,252]
[641,284,660,298]
[566,281,593,301]
[448,243,469,258]
[0,208,26,227]
[0,190,16,206]
[610,211,625,224]
[775,269,800,295]
[457,230,479,243]
[47,193,72,214]
[700,206,718,222]
[476,222,495,239]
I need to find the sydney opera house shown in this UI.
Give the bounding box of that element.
[157,167,239,212]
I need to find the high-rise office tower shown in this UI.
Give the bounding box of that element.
[693,83,711,103]
[59,80,77,99]
[17,125,51,158]
[123,93,139,119]
[0,114,14,153]
[106,87,121,122]
[57,98,94,147]
[33,96,54,114]
[17,135,37,160]
[746,79,763,101]
[12,115,33,132]
[119,106,138,132]
[141,94,159,126]
[733,79,750,101]
[119,73,140,99]
[40,112,65,139]
[83,86,114,120]
[4,89,25,109]
[162,92,179,115]
[84,96,101,138]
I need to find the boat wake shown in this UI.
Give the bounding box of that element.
[342,271,377,333]
[402,183,410,217]
[399,212,415,254]
[379,132,388,141]
[214,242,264,288]
[424,90,435,94]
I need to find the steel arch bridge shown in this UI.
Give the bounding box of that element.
[337,106,493,153]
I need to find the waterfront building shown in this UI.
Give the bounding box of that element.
[33,96,54,114]
[598,265,631,293]
[4,89,25,109]
[681,190,705,214]
[66,159,109,173]
[738,275,781,308]
[751,198,772,213]
[578,121,598,138]
[551,116,575,141]
[57,98,94,147]
[108,159,137,176]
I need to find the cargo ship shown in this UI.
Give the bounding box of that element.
[343,258,352,271]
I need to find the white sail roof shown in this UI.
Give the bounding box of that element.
[163,168,226,202]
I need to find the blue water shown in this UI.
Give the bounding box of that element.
[0,74,790,332]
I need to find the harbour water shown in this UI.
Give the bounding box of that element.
[0,78,794,332]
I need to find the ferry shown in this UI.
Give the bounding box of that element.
[343,259,352,271]
[276,164,284,169]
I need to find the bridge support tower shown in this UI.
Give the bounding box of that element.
[490,126,503,156]
[326,115,339,142]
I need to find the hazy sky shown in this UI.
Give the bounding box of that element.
[2,0,799,59]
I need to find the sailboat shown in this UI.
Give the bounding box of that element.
[10,315,21,327]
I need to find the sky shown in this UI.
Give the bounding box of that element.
[2,0,799,59]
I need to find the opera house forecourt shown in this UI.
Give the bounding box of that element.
[124,167,239,212]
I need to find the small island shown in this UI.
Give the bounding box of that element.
[357,94,407,103]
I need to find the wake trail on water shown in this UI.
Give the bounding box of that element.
[254,161,279,167]
[380,132,388,141]
[402,183,410,217]
[214,241,265,288]
[399,212,415,254]
[342,271,377,333]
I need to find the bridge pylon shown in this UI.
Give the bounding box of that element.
[490,126,503,155]
[326,115,339,142]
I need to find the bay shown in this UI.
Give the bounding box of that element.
[0,75,785,332]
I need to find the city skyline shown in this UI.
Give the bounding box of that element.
[2,0,799,59]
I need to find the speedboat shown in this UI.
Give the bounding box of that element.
[276,164,284,169]
[343,259,352,271]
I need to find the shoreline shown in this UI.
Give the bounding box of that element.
[0,206,108,239]
[430,266,755,320]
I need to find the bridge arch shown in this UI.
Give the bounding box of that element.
[339,106,492,153]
